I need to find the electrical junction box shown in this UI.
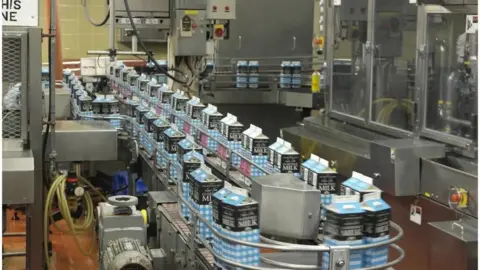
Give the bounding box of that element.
[172,10,208,56]
[206,0,236,20]
[80,57,109,76]
[115,0,170,29]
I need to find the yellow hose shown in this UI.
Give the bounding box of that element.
[43,167,107,269]
[356,98,396,117]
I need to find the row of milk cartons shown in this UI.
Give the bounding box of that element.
[299,155,391,269]
[236,61,259,88]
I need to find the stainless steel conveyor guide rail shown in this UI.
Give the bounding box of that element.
[68,76,405,270]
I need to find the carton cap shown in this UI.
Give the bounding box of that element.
[363,192,382,201]
[352,171,373,185]
[332,194,360,203]
[200,163,212,174]
[318,157,329,167]
[227,185,249,197]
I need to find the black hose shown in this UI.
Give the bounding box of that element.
[123,0,191,87]
[82,0,110,27]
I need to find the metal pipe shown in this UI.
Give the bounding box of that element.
[435,39,448,101]
[109,0,116,60]
[132,35,138,52]
[445,116,471,127]
[87,50,147,56]
[3,232,26,237]
[49,0,58,166]
[3,251,26,258]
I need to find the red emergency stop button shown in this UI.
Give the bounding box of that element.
[225,6,230,11]
[450,193,462,203]
[215,28,224,37]
[213,6,217,11]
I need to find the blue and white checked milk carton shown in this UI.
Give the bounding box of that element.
[152,118,170,154]
[180,151,204,219]
[302,154,329,185]
[189,167,224,242]
[361,192,391,268]
[280,61,292,88]
[236,61,248,88]
[78,95,92,114]
[171,90,189,128]
[247,61,259,89]
[142,112,159,157]
[218,113,244,166]
[177,137,203,167]
[291,61,302,88]
[221,189,260,268]
[199,104,223,153]
[160,127,186,181]
[185,96,205,136]
[147,79,161,106]
[126,72,140,97]
[154,60,168,84]
[341,172,381,201]
[125,99,140,118]
[92,96,104,115]
[212,185,232,259]
[315,169,339,231]
[137,75,150,98]
[242,126,269,178]
[275,141,301,176]
[268,138,284,167]
[135,106,150,147]
[300,153,319,182]
[157,84,174,119]
[241,125,255,151]
[323,195,366,270]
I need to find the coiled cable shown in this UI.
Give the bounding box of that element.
[43,165,107,269]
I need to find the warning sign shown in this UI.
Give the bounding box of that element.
[466,15,478,34]
[2,0,39,27]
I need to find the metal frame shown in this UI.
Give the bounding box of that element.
[326,0,415,139]
[2,27,44,269]
[416,4,476,150]
[326,1,477,151]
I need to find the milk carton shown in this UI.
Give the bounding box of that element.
[341,172,381,201]
[190,168,224,242]
[323,195,365,270]
[362,193,391,268]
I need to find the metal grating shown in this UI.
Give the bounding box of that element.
[2,37,23,139]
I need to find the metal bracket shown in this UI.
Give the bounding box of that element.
[364,41,374,54]
[328,246,350,270]
[418,44,427,58]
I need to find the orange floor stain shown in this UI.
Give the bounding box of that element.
[2,210,99,270]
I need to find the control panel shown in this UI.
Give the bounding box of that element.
[173,10,208,56]
[206,0,236,20]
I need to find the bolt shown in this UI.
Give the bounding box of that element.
[336,260,345,267]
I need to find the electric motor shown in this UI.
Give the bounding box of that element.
[102,238,153,270]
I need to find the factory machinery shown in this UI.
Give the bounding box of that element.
[1,0,477,270]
